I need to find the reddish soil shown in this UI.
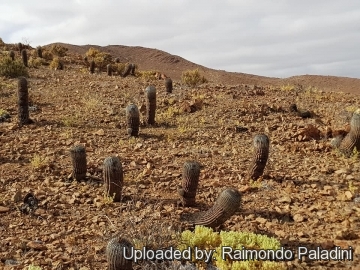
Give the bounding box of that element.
[0,43,359,269]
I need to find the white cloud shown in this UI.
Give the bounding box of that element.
[1,0,360,78]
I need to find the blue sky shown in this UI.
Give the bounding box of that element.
[1,0,360,78]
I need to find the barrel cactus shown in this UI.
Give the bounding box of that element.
[338,109,360,157]
[247,134,269,180]
[9,50,15,61]
[17,77,32,125]
[126,103,140,137]
[145,85,156,125]
[191,188,241,228]
[36,46,43,58]
[178,160,201,206]
[106,236,133,270]
[89,60,95,74]
[69,145,87,181]
[103,156,123,202]
[21,49,28,67]
[165,77,173,93]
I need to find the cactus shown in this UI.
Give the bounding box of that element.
[247,134,269,180]
[18,42,23,52]
[121,63,132,77]
[89,60,95,74]
[106,236,133,270]
[107,64,112,76]
[191,188,241,228]
[126,104,140,137]
[17,77,32,125]
[103,156,123,202]
[36,46,43,58]
[165,77,173,93]
[145,85,156,125]
[21,49,28,67]
[114,57,120,63]
[178,160,200,206]
[9,50,15,61]
[69,145,87,181]
[338,109,360,157]
[130,63,136,75]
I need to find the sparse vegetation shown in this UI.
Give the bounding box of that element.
[181,68,207,87]
[0,57,28,77]
[50,44,68,57]
[85,47,112,70]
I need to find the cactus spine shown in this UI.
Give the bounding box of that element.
[103,156,123,202]
[69,145,87,181]
[145,85,156,125]
[126,104,140,137]
[178,160,200,206]
[17,77,32,125]
[106,236,133,270]
[247,134,269,180]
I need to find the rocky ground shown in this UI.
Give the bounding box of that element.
[0,44,360,269]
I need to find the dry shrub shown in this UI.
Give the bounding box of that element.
[113,63,126,75]
[138,70,159,81]
[85,47,112,70]
[50,44,68,57]
[181,68,207,87]
[42,49,53,61]
[49,57,63,70]
[28,57,43,68]
[0,57,28,78]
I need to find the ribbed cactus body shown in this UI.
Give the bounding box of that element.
[103,156,123,202]
[193,188,241,228]
[18,42,23,52]
[122,63,134,77]
[89,60,95,74]
[145,85,156,125]
[21,50,28,67]
[107,64,112,76]
[338,109,360,157]
[69,145,87,181]
[126,104,140,137]
[178,160,200,206]
[17,77,31,125]
[247,134,269,180]
[106,237,133,270]
[36,46,43,58]
[165,77,173,93]
[130,63,136,75]
[9,50,15,61]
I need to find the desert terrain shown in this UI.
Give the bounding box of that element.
[0,42,360,269]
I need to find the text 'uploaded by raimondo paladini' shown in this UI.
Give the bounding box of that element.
[122,245,354,264]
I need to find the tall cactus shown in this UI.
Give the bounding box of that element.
[89,60,95,74]
[122,63,133,77]
[21,49,28,67]
[145,85,156,125]
[107,64,112,76]
[18,42,23,52]
[17,77,32,125]
[126,104,140,137]
[103,156,123,202]
[9,50,15,61]
[106,236,133,270]
[191,188,241,228]
[165,77,173,93]
[338,109,360,157]
[36,46,43,58]
[69,145,87,181]
[247,134,269,180]
[178,160,200,206]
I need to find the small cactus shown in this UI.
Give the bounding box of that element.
[21,49,28,67]
[18,42,23,52]
[165,77,173,93]
[9,50,15,61]
[36,46,43,58]
[103,156,123,202]
[247,134,269,180]
[114,57,120,63]
[130,63,136,75]
[69,145,87,181]
[178,160,200,206]
[17,77,32,125]
[121,63,133,77]
[89,60,95,74]
[338,109,360,157]
[107,64,112,76]
[126,104,140,137]
[145,85,156,125]
[191,188,241,228]
[106,236,133,270]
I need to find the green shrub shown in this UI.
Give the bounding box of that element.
[0,56,28,78]
[181,68,207,87]
[179,225,284,270]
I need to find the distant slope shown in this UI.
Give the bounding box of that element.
[45,42,360,94]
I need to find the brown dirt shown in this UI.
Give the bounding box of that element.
[0,43,360,269]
